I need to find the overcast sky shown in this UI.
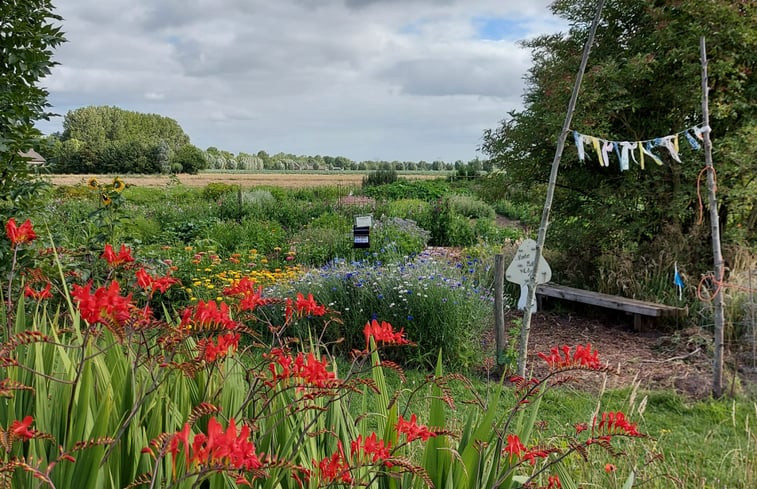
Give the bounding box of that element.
[37,0,566,162]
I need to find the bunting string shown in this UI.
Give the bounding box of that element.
[571,123,710,171]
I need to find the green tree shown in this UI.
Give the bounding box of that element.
[0,0,65,212]
[481,0,756,293]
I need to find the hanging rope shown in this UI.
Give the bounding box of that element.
[696,165,717,225]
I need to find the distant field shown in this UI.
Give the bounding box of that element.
[48,171,445,188]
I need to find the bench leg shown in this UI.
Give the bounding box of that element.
[634,314,642,332]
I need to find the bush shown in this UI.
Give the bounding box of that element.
[362,168,398,187]
[205,218,286,255]
[363,179,449,201]
[363,216,430,263]
[386,199,432,227]
[448,194,496,220]
[202,182,240,201]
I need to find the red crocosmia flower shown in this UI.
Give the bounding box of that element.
[136,268,179,294]
[397,414,437,442]
[180,300,237,330]
[265,349,336,389]
[197,332,240,362]
[6,218,37,245]
[503,434,525,460]
[521,447,552,466]
[224,279,273,312]
[605,463,617,473]
[24,282,53,300]
[596,411,641,437]
[101,244,134,267]
[10,416,35,441]
[351,432,392,465]
[547,474,562,488]
[537,343,602,371]
[284,298,293,323]
[295,293,326,317]
[363,319,411,350]
[315,441,352,484]
[71,281,134,325]
[168,423,191,473]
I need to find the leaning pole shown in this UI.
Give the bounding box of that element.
[517,0,605,377]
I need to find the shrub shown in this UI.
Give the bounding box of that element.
[362,168,398,187]
[363,216,430,263]
[386,198,432,227]
[201,182,240,201]
[448,194,496,220]
[363,179,449,201]
[205,218,286,255]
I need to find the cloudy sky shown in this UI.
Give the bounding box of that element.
[38,0,567,162]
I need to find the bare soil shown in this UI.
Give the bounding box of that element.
[48,173,438,189]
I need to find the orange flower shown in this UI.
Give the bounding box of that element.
[5,218,37,245]
[24,282,53,300]
[605,463,617,473]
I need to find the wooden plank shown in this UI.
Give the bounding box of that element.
[536,283,687,318]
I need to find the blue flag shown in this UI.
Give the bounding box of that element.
[674,262,684,300]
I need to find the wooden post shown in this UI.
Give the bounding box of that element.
[700,36,726,398]
[494,254,506,365]
[517,0,606,377]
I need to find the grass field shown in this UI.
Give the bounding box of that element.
[47,171,445,188]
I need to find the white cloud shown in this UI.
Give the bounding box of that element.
[38,0,565,161]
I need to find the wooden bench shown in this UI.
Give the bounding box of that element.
[535,283,687,331]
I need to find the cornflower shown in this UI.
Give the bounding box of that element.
[72,281,133,325]
[180,300,237,330]
[101,244,134,267]
[363,319,411,350]
[537,343,602,371]
[397,414,437,442]
[5,218,37,245]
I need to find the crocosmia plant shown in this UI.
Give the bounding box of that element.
[0,217,647,488]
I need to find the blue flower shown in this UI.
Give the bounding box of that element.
[407,315,414,321]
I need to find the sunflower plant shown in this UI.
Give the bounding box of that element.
[86,176,129,246]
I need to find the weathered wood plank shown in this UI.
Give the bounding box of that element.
[536,283,687,318]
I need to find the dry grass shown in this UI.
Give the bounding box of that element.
[47,172,441,189]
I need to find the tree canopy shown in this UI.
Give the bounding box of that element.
[0,0,65,211]
[482,0,756,294]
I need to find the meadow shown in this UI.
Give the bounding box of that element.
[0,173,753,488]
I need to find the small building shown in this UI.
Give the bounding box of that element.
[19,149,46,166]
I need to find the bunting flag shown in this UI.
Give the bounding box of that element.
[572,124,709,171]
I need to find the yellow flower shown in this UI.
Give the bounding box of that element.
[101,193,112,206]
[113,177,126,192]
[87,177,99,190]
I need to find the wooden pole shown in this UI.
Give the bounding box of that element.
[494,254,506,365]
[517,0,605,377]
[700,36,726,398]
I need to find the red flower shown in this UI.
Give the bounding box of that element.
[315,441,352,484]
[6,218,37,245]
[24,281,53,300]
[503,434,525,460]
[363,319,411,350]
[595,411,641,437]
[197,332,240,362]
[351,432,392,465]
[537,343,602,371]
[178,417,262,471]
[397,414,437,442]
[547,474,562,488]
[101,244,134,267]
[265,349,336,389]
[224,278,273,311]
[295,293,326,317]
[180,300,238,330]
[136,268,178,294]
[605,463,617,473]
[10,416,35,441]
[71,281,134,325]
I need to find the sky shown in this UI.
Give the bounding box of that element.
[37,0,567,163]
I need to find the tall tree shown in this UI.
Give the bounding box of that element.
[0,0,65,211]
[482,0,756,294]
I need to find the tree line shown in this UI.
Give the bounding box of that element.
[38,106,486,175]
